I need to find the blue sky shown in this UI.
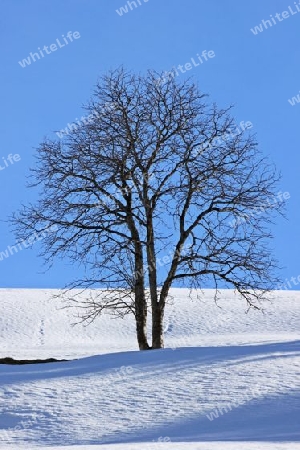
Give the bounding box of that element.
[0,0,299,288]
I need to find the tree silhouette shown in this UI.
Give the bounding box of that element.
[13,68,283,349]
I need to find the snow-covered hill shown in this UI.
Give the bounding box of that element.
[0,288,299,449]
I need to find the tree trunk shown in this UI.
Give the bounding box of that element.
[126,195,150,350]
[133,243,150,350]
[135,281,150,350]
[152,304,164,349]
[134,272,150,350]
[136,311,150,350]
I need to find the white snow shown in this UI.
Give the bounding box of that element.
[0,288,299,449]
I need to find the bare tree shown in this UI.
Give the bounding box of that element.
[12,67,284,350]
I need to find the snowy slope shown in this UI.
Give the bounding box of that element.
[0,288,299,448]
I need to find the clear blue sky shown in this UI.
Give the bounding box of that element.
[0,0,299,288]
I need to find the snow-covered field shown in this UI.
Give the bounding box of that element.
[0,288,299,449]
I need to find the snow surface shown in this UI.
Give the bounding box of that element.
[0,288,299,449]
